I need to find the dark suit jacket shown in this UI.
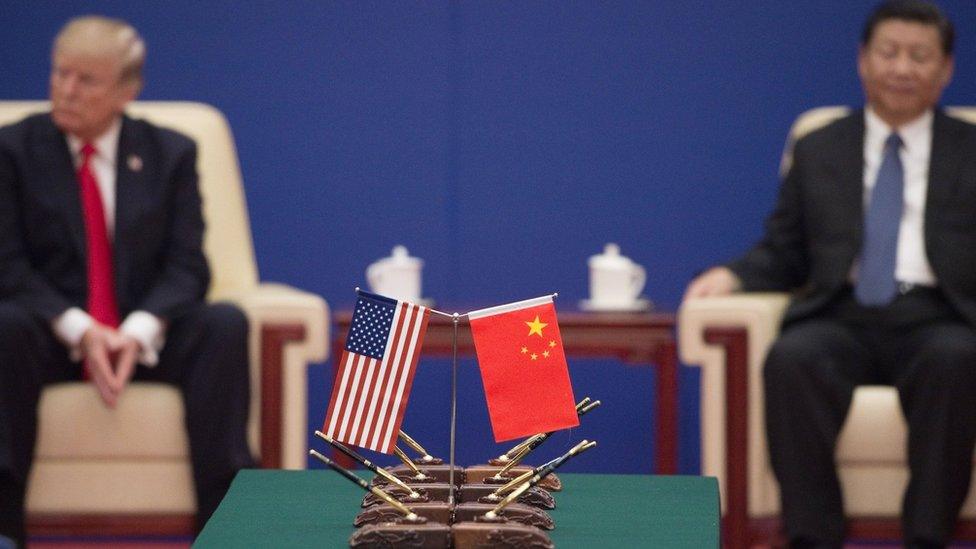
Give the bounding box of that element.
[729,109,976,327]
[0,112,210,324]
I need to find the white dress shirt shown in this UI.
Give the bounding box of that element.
[858,107,937,287]
[53,118,166,366]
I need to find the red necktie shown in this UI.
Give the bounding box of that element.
[78,143,120,328]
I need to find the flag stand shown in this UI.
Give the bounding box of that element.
[418,303,460,503]
[443,292,557,496]
[448,312,460,504]
[325,289,561,493]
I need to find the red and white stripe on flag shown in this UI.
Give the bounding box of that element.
[322,292,430,453]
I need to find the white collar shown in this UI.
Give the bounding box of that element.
[66,117,123,164]
[864,106,932,156]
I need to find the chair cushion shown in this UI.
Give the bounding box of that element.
[35,382,189,459]
[836,386,907,463]
[26,461,195,513]
[836,386,976,517]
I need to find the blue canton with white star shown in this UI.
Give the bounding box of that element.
[345,293,398,360]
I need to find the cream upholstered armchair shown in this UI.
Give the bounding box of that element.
[678,106,976,549]
[0,101,329,535]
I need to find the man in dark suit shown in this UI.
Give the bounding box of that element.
[0,16,253,546]
[684,1,976,547]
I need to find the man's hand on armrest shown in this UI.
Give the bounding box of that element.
[683,266,743,302]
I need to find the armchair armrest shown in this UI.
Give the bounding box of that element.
[678,293,789,517]
[220,283,329,470]
[679,293,789,379]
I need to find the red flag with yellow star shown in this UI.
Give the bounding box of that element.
[468,295,579,442]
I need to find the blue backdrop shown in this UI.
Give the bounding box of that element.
[3,1,976,475]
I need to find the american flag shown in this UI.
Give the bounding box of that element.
[322,291,430,453]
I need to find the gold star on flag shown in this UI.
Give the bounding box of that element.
[520,346,528,354]
[531,353,538,360]
[548,340,556,348]
[525,315,548,337]
[543,350,550,358]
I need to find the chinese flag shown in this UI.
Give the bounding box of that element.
[468,295,579,442]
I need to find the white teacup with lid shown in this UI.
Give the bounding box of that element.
[582,243,649,311]
[366,245,423,303]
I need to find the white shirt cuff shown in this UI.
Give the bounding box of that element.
[120,311,166,367]
[52,307,93,363]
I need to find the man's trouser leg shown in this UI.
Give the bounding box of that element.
[0,303,74,548]
[897,322,976,546]
[763,318,871,548]
[144,302,254,532]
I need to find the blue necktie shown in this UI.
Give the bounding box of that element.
[855,133,904,306]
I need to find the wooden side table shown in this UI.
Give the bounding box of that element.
[331,310,678,473]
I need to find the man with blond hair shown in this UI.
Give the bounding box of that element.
[0,16,252,545]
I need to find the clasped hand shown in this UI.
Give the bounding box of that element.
[81,322,140,408]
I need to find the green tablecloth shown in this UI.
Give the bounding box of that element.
[195,470,719,548]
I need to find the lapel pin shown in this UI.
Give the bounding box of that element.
[127,154,143,172]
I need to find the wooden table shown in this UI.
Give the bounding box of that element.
[333,310,679,474]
